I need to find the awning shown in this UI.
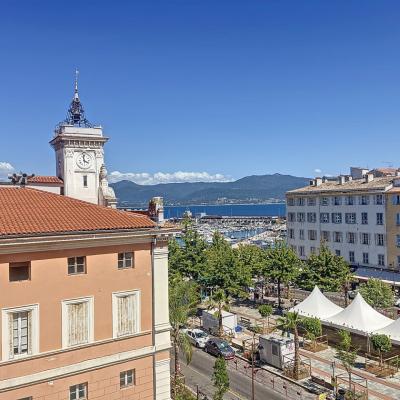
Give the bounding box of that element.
[354,267,400,287]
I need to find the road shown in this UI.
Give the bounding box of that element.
[178,347,287,400]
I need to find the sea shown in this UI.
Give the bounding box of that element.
[164,203,286,219]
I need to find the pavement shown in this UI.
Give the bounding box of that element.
[178,347,287,400]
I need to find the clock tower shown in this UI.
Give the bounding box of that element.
[50,72,116,207]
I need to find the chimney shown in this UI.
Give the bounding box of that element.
[339,175,346,185]
[315,177,322,186]
[148,197,164,225]
[365,173,374,183]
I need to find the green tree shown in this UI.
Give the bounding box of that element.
[277,312,302,379]
[370,334,392,367]
[301,317,322,350]
[207,288,230,337]
[266,243,302,309]
[297,244,353,296]
[258,304,273,327]
[359,278,394,309]
[212,357,230,400]
[169,276,199,397]
[204,232,251,297]
[336,330,358,391]
[236,243,266,282]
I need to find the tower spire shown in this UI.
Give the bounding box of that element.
[57,69,93,128]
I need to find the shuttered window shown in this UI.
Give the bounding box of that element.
[11,311,31,357]
[113,291,140,338]
[67,301,89,346]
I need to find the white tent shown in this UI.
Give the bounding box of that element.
[373,318,400,344]
[289,286,343,319]
[323,293,393,335]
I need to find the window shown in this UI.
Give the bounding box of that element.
[299,229,305,240]
[349,251,355,263]
[361,212,368,225]
[333,232,342,243]
[62,298,93,348]
[335,250,341,256]
[120,370,135,388]
[288,212,295,222]
[363,253,369,264]
[69,383,87,400]
[397,235,400,247]
[118,252,133,269]
[83,175,88,188]
[320,213,329,223]
[287,198,295,206]
[68,257,86,275]
[360,195,369,205]
[376,213,384,225]
[2,305,39,360]
[307,197,316,206]
[376,234,385,246]
[333,196,342,206]
[397,256,400,268]
[345,213,356,224]
[297,212,305,222]
[320,197,329,206]
[296,197,305,206]
[345,196,354,205]
[308,230,317,240]
[112,291,140,338]
[321,231,330,242]
[9,262,30,282]
[298,246,305,257]
[288,229,295,239]
[375,194,383,205]
[347,232,356,244]
[378,254,385,267]
[393,195,400,205]
[361,233,370,245]
[397,213,400,226]
[332,213,342,224]
[310,247,316,254]
[307,212,316,223]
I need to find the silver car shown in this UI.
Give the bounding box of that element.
[185,329,209,348]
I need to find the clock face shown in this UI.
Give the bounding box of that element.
[76,152,92,169]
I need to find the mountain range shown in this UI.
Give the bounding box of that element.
[110,173,310,207]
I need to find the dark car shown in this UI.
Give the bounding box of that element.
[204,338,235,360]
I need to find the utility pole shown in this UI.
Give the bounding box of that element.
[251,332,256,400]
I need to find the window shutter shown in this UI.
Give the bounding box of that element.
[8,313,14,359]
[117,295,136,336]
[27,311,32,355]
[68,302,88,346]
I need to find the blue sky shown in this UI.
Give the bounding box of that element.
[0,1,399,184]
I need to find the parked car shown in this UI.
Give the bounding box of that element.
[185,328,209,348]
[204,338,235,360]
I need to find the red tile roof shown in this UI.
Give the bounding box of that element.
[28,176,63,184]
[0,187,155,237]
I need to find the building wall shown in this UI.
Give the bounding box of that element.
[0,242,162,398]
[286,192,388,267]
[386,191,400,269]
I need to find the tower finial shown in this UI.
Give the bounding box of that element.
[74,68,79,99]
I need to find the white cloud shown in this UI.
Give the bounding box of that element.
[314,168,322,174]
[0,162,14,180]
[109,170,233,185]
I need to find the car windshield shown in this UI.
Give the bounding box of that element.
[216,341,230,350]
[195,332,207,338]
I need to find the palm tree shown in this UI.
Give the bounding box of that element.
[277,311,302,379]
[207,288,230,337]
[169,277,198,397]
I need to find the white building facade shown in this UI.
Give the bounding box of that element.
[286,168,395,270]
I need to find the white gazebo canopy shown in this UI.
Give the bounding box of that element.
[373,317,400,345]
[290,286,343,319]
[323,293,393,335]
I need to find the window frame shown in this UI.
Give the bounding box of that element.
[120,369,135,389]
[112,290,141,339]
[9,261,31,282]
[68,257,86,275]
[69,383,88,400]
[118,252,134,270]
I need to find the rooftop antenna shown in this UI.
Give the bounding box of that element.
[74,68,79,100]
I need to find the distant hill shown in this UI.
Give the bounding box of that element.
[110,173,309,207]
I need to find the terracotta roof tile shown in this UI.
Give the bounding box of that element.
[0,187,155,237]
[28,176,63,184]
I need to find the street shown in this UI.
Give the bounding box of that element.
[178,347,287,400]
